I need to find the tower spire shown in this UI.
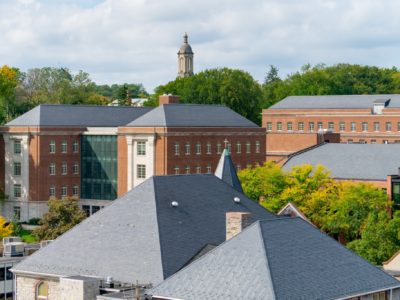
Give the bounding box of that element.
[177,33,194,78]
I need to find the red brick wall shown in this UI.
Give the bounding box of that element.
[117,135,128,197]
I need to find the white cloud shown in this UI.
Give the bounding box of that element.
[0,0,400,92]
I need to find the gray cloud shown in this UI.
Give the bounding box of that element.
[1,0,400,92]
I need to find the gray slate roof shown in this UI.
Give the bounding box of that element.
[150,218,400,300]
[283,143,400,180]
[269,94,400,109]
[6,104,153,127]
[12,175,274,285]
[214,149,243,193]
[126,104,258,127]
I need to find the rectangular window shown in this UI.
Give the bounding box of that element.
[236,164,241,172]
[185,165,190,175]
[49,163,56,175]
[61,185,67,198]
[246,142,251,154]
[371,139,376,144]
[317,122,323,130]
[195,143,201,155]
[362,122,368,131]
[386,122,392,131]
[227,143,232,153]
[73,162,79,174]
[255,141,260,153]
[174,166,180,175]
[73,185,79,197]
[351,122,356,131]
[206,142,211,154]
[14,140,21,154]
[339,122,345,131]
[174,143,180,155]
[13,206,20,221]
[217,143,222,154]
[287,122,293,131]
[14,184,21,198]
[298,122,304,131]
[185,142,190,155]
[383,140,389,144]
[206,164,212,174]
[266,122,272,131]
[49,140,56,153]
[49,185,55,197]
[374,122,380,131]
[395,140,400,144]
[328,122,334,130]
[61,141,68,153]
[73,140,79,153]
[137,141,146,156]
[236,142,241,154]
[13,162,21,176]
[277,122,282,131]
[359,139,366,144]
[196,165,201,174]
[137,164,146,179]
[347,139,353,144]
[309,122,315,132]
[61,162,67,175]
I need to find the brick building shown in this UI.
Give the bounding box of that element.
[1,96,265,220]
[263,94,400,162]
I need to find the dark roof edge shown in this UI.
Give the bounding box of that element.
[282,142,327,167]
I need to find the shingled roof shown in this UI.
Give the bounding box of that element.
[12,175,274,285]
[283,143,400,180]
[126,104,258,127]
[214,148,243,193]
[269,94,400,110]
[6,104,153,127]
[150,218,400,300]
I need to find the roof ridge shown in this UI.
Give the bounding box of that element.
[38,103,151,109]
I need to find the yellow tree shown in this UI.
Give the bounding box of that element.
[0,216,13,239]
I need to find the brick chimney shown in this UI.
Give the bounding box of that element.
[159,94,180,105]
[226,212,252,240]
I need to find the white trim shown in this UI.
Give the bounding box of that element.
[83,127,117,135]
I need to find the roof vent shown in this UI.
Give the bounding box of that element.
[171,201,179,207]
[234,197,241,203]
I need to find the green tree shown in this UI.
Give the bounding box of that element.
[348,211,400,265]
[0,65,20,123]
[154,68,263,124]
[33,197,86,241]
[262,64,400,108]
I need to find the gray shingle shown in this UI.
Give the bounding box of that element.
[214,149,243,193]
[12,175,275,285]
[269,94,400,109]
[283,143,400,180]
[150,218,400,300]
[6,104,153,127]
[126,104,258,127]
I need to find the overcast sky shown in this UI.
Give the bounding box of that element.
[1,0,400,92]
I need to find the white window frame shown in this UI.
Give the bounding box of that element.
[49,185,56,198]
[185,165,190,175]
[137,141,146,156]
[61,162,68,175]
[185,143,190,155]
[287,122,293,131]
[339,122,345,131]
[13,184,21,198]
[195,143,201,155]
[13,162,21,176]
[73,162,79,175]
[246,142,251,154]
[374,122,380,131]
[267,122,272,131]
[206,142,211,154]
[217,143,222,154]
[351,122,356,132]
[298,122,304,131]
[309,122,315,132]
[61,141,68,153]
[174,166,180,175]
[236,142,241,154]
[49,163,56,176]
[137,164,146,179]
[73,185,79,197]
[362,122,368,132]
[174,143,180,155]
[73,140,79,153]
[386,122,392,132]
[196,165,201,174]
[206,164,212,174]
[49,140,56,154]
[14,140,21,154]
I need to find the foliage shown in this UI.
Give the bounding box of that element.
[154,68,264,124]
[33,197,86,241]
[0,65,21,123]
[348,211,400,265]
[19,229,38,243]
[239,163,397,263]
[0,215,13,239]
[263,64,400,108]
[94,83,148,105]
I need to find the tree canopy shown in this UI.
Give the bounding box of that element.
[263,64,400,108]
[238,163,396,264]
[33,197,86,241]
[152,68,264,124]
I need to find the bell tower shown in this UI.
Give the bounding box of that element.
[177,33,194,78]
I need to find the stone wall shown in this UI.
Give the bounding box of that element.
[16,275,60,300]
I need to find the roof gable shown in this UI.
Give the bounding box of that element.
[6,104,153,127]
[126,104,258,127]
[214,149,243,193]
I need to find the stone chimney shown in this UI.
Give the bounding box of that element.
[159,94,180,105]
[226,212,252,240]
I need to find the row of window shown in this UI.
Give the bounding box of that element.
[173,163,251,175]
[12,184,79,198]
[49,140,79,154]
[173,141,261,155]
[49,162,79,176]
[267,121,400,132]
[346,139,400,144]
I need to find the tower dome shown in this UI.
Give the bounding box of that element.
[177,33,194,78]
